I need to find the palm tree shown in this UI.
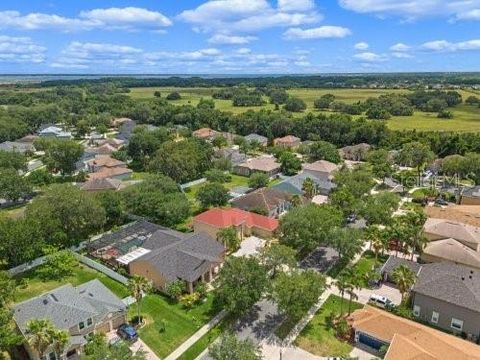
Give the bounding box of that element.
[366,226,386,264]
[128,275,153,325]
[392,265,416,303]
[217,226,240,252]
[335,276,349,317]
[26,319,69,360]
[301,177,316,199]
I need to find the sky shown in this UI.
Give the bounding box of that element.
[0,0,480,74]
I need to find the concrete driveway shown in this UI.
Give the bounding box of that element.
[232,236,265,257]
[330,283,402,306]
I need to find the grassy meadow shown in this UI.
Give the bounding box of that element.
[128,87,480,132]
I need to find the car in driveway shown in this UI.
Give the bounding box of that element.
[117,324,138,342]
[368,294,395,310]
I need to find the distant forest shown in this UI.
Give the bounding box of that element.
[20,72,480,89]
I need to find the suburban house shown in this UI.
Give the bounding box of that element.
[87,143,117,156]
[193,207,279,239]
[273,135,301,149]
[88,221,225,293]
[128,230,225,293]
[0,141,35,154]
[461,186,480,205]
[192,127,219,140]
[13,280,126,360]
[115,119,136,142]
[38,126,72,139]
[80,177,122,192]
[86,156,132,181]
[339,143,371,161]
[421,218,480,270]
[380,256,423,283]
[214,147,248,166]
[234,155,281,177]
[231,187,302,218]
[271,171,336,196]
[411,262,480,342]
[244,133,268,147]
[349,305,480,359]
[95,138,125,149]
[302,160,339,180]
[425,205,480,228]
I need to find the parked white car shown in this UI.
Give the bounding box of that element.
[368,294,395,309]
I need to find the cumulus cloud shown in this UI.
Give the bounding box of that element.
[421,39,480,52]
[0,35,46,63]
[391,52,413,58]
[235,47,252,54]
[390,42,411,52]
[208,34,257,44]
[277,0,315,12]
[178,0,321,33]
[283,26,351,40]
[338,0,480,21]
[0,7,171,32]
[354,51,387,62]
[354,42,369,50]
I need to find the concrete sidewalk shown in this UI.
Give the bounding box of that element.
[164,310,226,360]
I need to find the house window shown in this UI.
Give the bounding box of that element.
[431,311,439,324]
[451,318,464,331]
[79,321,85,330]
[413,305,420,317]
[87,318,93,326]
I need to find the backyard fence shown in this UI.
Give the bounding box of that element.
[8,255,48,276]
[180,177,206,190]
[74,253,129,285]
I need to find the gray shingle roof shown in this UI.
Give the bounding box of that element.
[13,279,125,334]
[271,172,335,196]
[134,231,225,283]
[0,141,35,154]
[245,133,268,144]
[231,187,295,213]
[380,255,423,278]
[412,262,480,312]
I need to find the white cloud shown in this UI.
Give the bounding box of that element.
[80,7,172,28]
[283,26,351,40]
[0,7,171,32]
[178,0,321,33]
[391,52,413,58]
[0,35,46,63]
[338,0,480,21]
[278,0,315,12]
[208,34,257,44]
[422,39,480,52]
[235,47,252,54]
[354,51,387,62]
[354,42,369,50]
[390,42,410,51]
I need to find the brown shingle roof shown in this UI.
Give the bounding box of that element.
[237,155,280,172]
[88,167,132,180]
[350,306,480,360]
[86,156,126,168]
[231,188,296,213]
[80,177,122,191]
[424,218,480,249]
[425,205,480,228]
[422,238,480,270]
[303,160,339,174]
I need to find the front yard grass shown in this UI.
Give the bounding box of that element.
[295,295,362,358]
[352,250,389,287]
[129,293,219,359]
[177,314,236,360]
[14,263,129,303]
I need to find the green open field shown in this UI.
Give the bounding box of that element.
[129,87,480,132]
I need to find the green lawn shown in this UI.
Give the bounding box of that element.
[128,87,480,132]
[0,204,26,219]
[295,295,363,358]
[183,173,250,202]
[14,264,129,303]
[128,294,219,359]
[177,314,235,360]
[351,250,389,287]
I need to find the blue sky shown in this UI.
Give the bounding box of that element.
[0,0,479,74]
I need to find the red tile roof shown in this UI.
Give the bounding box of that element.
[194,208,279,231]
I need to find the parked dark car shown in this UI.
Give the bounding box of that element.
[435,197,448,206]
[117,324,138,342]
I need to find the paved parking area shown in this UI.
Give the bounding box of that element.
[232,236,265,257]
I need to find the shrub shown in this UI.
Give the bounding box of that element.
[166,91,181,100]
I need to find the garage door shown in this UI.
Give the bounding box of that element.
[358,333,386,350]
